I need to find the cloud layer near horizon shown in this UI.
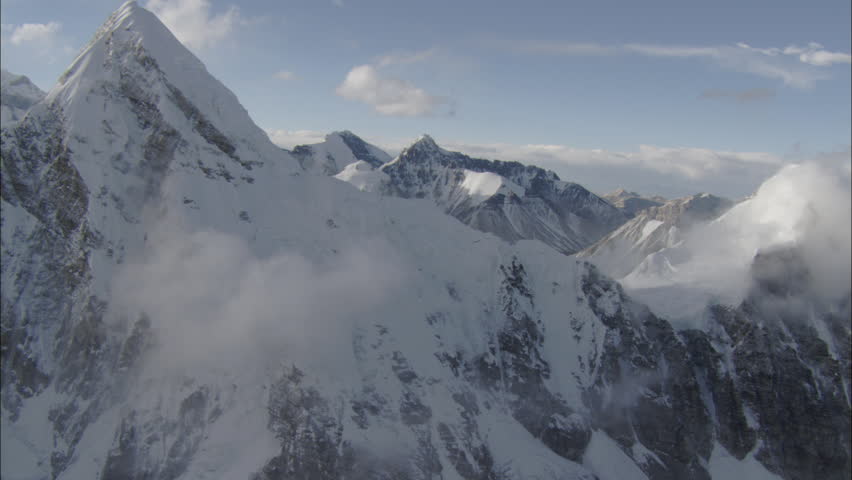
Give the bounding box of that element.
[265,128,830,198]
[499,40,850,88]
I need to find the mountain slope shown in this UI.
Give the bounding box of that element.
[291,130,391,175]
[345,134,629,255]
[579,193,733,279]
[0,69,46,124]
[601,189,665,218]
[1,3,848,480]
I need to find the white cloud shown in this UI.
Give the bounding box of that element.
[336,64,450,116]
[499,39,850,89]
[145,0,242,50]
[274,70,295,80]
[627,42,824,88]
[265,129,326,148]
[797,50,851,66]
[112,224,403,378]
[444,141,780,179]
[624,158,851,323]
[9,21,60,45]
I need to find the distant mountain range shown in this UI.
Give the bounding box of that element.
[1,2,848,480]
[296,132,628,255]
[0,69,46,124]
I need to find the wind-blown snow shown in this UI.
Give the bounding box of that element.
[334,160,389,191]
[459,170,524,203]
[582,430,650,480]
[624,160,852,324]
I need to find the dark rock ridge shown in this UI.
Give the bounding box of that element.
[377,135,629,255]
[1,2,849,480]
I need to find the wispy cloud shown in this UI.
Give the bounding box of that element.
[1,21,74,62]
[497,39,849,89]
[515,42,618,55]
[699,87,775,103]
[375,48,438,68]
[336,64,453,116]
[781,43,851,66]
[8,21,61,45]
[145,0,243,50]
[274,70,296,81]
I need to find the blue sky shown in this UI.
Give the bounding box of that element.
[1,0,850,197]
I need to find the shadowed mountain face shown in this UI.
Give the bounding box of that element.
[1,69,46,124]
[1,2,849,480]
[602,189,666,218]
[334,134,629,255]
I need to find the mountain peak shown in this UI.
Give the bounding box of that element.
[413,133,439,149]
[54,0,206,102]
[43,0,279,163]
[396,134,443,161]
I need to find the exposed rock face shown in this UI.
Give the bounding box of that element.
[580,193,733,278]
[602,189,666,218]
[1,2,848,480]
[373,135,629,255]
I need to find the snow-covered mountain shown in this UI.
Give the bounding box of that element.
[580,193,733,279]
[601,189,666,218]
[1,69,46,124]
[1,2,849,480]
[290,130,392,175]
[337,134,629,255]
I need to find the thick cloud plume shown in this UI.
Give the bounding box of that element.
[111,224,404,381]
[623,158,851,324]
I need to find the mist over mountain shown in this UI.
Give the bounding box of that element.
[0,69,46,124]
[1,2,849,480]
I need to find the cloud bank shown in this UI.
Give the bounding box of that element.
[111,225,404,381]
[264,129,809,197]
[623,157,852,322]
[438,140,785,198]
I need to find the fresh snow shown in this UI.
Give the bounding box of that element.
[639,219,663,242]
[0,69,46,124]
[459,170,524,203]
[582,430,650,480]
[334,160,389,191]
[708,442,782,480]
[2,2,847,479]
